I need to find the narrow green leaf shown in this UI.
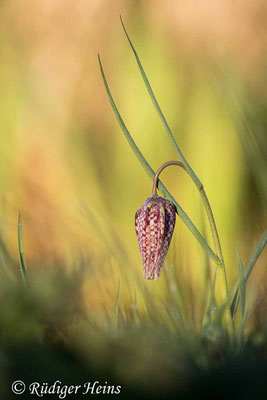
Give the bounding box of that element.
[98,54,220,266]
[18,212,27,285]
[236,248,246,319]
[119,18,231,322]
[236,283,254,352]
[243,230,267,282]
[120,15,202,190]
[98,54,153,182]
[229,230,267,312]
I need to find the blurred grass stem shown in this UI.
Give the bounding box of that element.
[18,212,27,285]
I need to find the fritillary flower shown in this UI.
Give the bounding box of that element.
[135,194,176,280]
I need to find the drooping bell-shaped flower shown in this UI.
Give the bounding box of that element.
[135,194,176,280]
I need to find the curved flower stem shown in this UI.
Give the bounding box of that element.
[153,161,233,332]
[152,161,185,196]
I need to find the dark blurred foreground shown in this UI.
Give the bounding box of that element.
[1,266,267,400]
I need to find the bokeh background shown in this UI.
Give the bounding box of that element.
[0,0,266,329]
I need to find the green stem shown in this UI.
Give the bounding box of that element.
[228,229,267,311]
[119,17,232,328]
[199,188,228,289]
[18,212,27,285]
[98,54,221,266]
[152,161,185,196]
[153,161,232,330]
[152,161,226,275]
[120,16,202,190]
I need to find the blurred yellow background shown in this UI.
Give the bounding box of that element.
[0,0,266,327]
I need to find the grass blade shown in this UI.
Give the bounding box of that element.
[98,54,220,266]
[18,212,27,285]
[236,283,254,352]
[236,248,246,319]
[229,229,267,312]
[243,230,267,282]
[120,15,202,190]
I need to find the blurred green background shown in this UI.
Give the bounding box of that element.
[1,0,266,320]
[0,2,267,396]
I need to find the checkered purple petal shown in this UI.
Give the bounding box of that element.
[135,195,176,280]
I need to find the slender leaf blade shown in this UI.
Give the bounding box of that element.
[229,230,267,312]
[120,15,202,189]
[236,283,254,352]
[18,212,27,284]
[237,248,246,319]
[98,54,220,266]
